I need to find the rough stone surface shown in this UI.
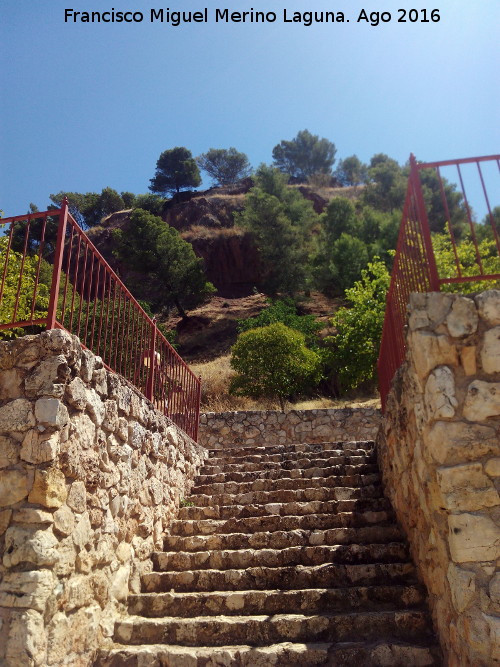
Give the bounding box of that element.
[0,331,207,667]
[199,407,380,450]
[378,291,500,667]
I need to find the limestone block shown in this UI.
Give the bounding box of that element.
[447,563,476,612]
[0,508,12,534]
[129,422,147,449]
[481,326,500,374]
[13,508,53,525]
[445,296,478,338]
[103,399,119,432]
[24,356,69,398]
[0,569,55,612]
[117,417,129,442]
[437,462,500,511]
[408,310,430,331]
[3,526,58,568]
[408,330,458,380]
[485,458,500,477]
[69,412,96,449]
[66,377,88,410]
[448,513,500,562]
[80,348,95,383]
[93,367,108,396]
[53,536,77,576]
[0,435,19,468]
[426,291,453,325]
[484,613,500,660]
[40,328,77,355]
[6,609,47,667]
[53,505,75,536]
[66,480,87,513]
[476,290,500,325]
[34,397,69,429]
[424,366,458,420]
[28,468,67,508]
[110,565,130,601]
[62,575,93,611]
[0,368,23,400]
[86,388,105,426]
[0,470,29,507]
[426,421,499,465]
[72,511,92,548]
[0,398,35,433]
[460,346,477,376]
[464,380,500,421]
[46,611,70,666]
[20,430,59,464]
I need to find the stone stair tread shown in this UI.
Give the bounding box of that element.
[152,542,409,572]
[207,452,375,466]
[200,460,380,475]
[170,510,396,536]
[191,473,382,495]
[187,485,383,508]
[195,465,379,484]
[177,497,393,521]
[164,525,405,552]
[142,562,418,593]
[96,640,440,667]
[114,610,434,646]
[207,440,375,458]
[128,584,428,617]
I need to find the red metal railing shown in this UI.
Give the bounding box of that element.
[378,153,500,410]
[0,199,201,440]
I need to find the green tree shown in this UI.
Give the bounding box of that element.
[149,147,201,197]
[272,129,337,181]
[113,208,215,318]
[335,155,368,187]
[362,154,406,212]
[50,188,126,228]
[197,147,251,186]
[230,322,322,410]
[236,165,317,295]
[326,258,390,393]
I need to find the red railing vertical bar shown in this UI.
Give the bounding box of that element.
[410,155,440,291]
[60,224,76,325]
[12,218,32,323]
[47,199,69,329]
[146,319,157,401]
[456,163,484,273]
[0,221,15,306]
[436,166,462,278]
[30,215,48,321]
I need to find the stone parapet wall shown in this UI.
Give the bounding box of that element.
[199,407,381,449]
[378,291,500,666]
[0,330,207,666]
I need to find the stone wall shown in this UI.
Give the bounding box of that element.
[0,330,207,666]
[199,407,381,449]
[378,291,500,666]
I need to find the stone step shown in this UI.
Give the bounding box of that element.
[113,610,433,647]
[152,542,408,573]
[195,464,379,485]
[177,496,392,521]
[142,561,417,593]
[207,451,376,467]
[207,440,376,459]
[170,509,395,536]
[188,484,383,508]
[192,472,381,495]
[96,640,440,667]
[200,459,379,476]
[128,584,427,618]
[164,524,405,553]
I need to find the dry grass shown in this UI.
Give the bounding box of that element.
[182,226,245,241]
[190,354,380,413]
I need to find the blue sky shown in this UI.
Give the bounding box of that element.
[1,0,499,217]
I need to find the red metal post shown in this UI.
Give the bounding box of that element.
[146,318,157,402]
[46,198,69,329]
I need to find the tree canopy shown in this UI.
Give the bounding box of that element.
[112,208,215,317]
[230,322,322,411]
[334,155,368,186]
[197,147,251,186]
[272,129,337,180]
[149,147,201,196]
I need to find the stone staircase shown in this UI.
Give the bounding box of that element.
[97,440,442,666]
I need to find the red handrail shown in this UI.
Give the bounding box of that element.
[0,200,201,440]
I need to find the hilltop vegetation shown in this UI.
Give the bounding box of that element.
[25,129,493,409]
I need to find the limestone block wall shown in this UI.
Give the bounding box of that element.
[199,407,381,449]
[378,291,500,666]
[0,330,207,667]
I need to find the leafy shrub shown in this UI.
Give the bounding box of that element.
[237,299,322,347]
[432,233,500,293]
[230,322,322,411]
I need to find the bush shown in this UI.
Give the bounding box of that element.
[237,299,322,347]
[230,322,322,411]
